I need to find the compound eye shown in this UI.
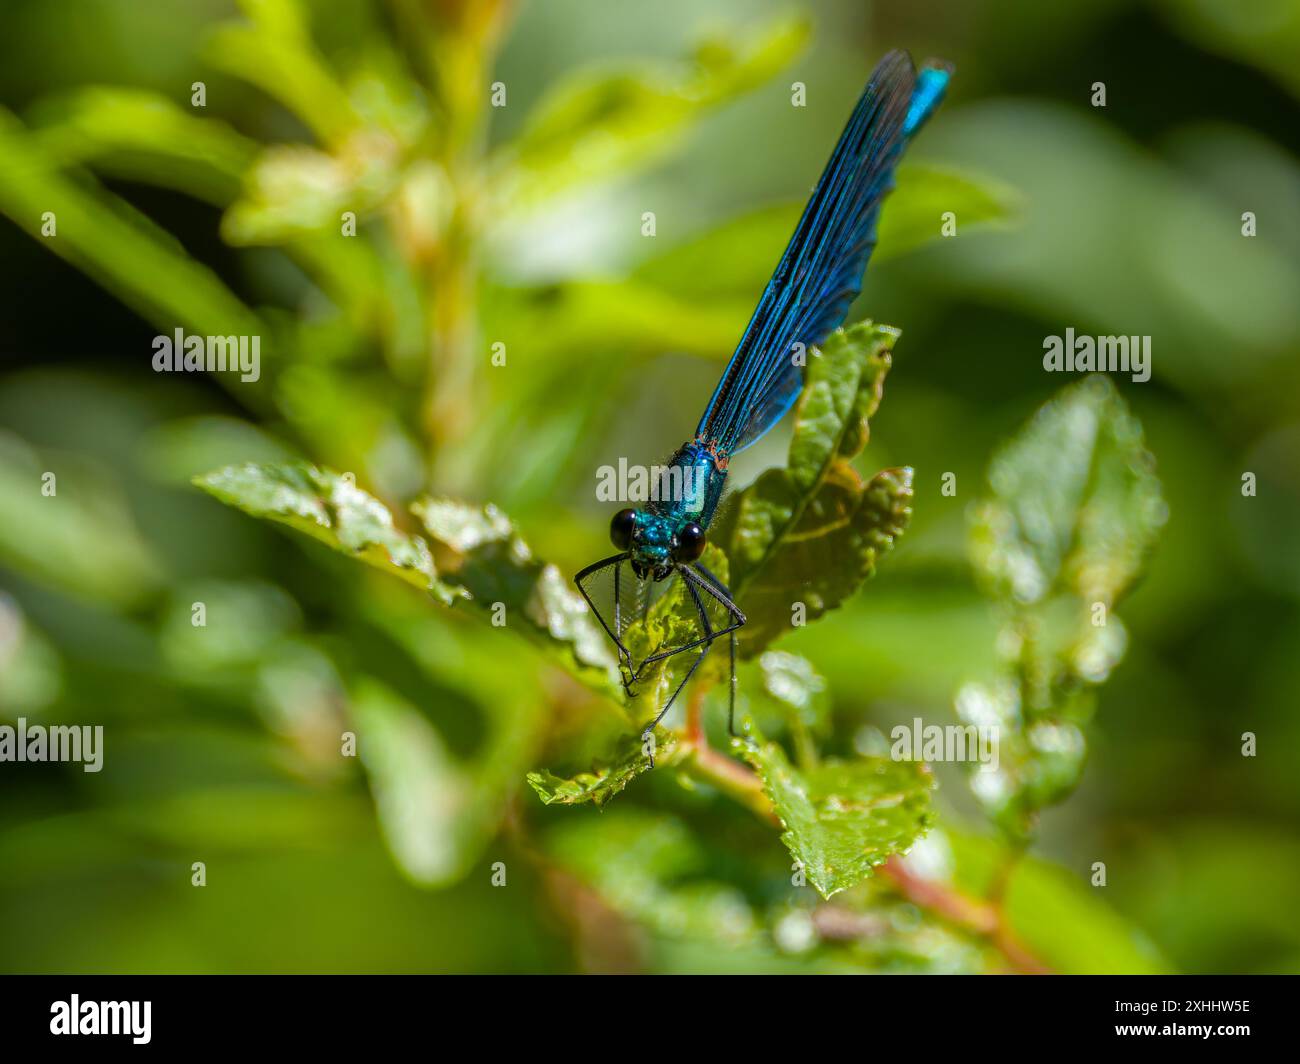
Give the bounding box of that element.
[673,522,706,562]
[610,508,636,550]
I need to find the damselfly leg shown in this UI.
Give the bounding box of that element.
[691,562,748,740]
[574,552,635,680]
[574,558,746,762]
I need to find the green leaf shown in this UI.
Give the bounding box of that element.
[194,462,462,603]
[940,830,1171,974]
[714,321,912,656]
[635,165,1020,301]
[0,431,163,607]
[0,109,265,358]
[970,374,1166,608]
[483,278,746,364]
[194,466,622,698]
[350,679,469,886]
[412,497,621,696]
[756,651,830,768]
[140,416,296,487]
[19,87,411,350]
[544,808,758,944]
[351,602,553,864]
[1002,848,1171,974]
[741,738,936,899]
[0,597,61,715]
[963,375,1166,838]
[735,466,913,654]
[491,16,809,211]
[205,0,360,149]
[758,651,829,728]
[349,643,550,888]
[876,165,1022,262]
[159,579,300,677]
[1158,0,1300,99]
[26,88,257,205]
[526,729,679,808]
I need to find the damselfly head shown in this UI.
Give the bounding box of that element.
[611,508,705,581]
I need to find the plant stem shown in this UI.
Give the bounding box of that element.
[684,741,781,826]
[678,685,781,825]
[685,682,707,745]
[880,856,1050,974]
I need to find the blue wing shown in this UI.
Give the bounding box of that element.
[697,51,951,456]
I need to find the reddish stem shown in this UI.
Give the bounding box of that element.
[881,856,1051,974]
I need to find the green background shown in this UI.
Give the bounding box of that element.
[1,0,1297,973]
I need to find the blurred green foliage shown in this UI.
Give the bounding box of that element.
[1,0,1297,974]
[965,375,1166,838]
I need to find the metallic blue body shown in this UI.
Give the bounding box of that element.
[621,51,949,581]
[647,441,727,527]
[628,442,728,579]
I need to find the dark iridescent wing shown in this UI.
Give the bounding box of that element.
[730,361,804,454]
[696,50,924,456]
